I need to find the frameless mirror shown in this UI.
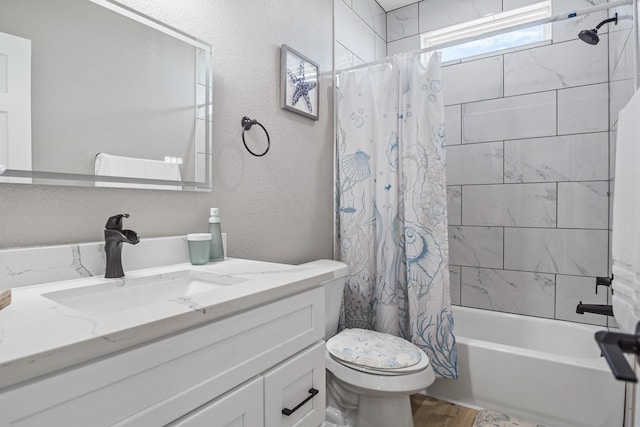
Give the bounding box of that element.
[0,0,212,190]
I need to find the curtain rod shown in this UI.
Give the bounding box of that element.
[337,0,632,74]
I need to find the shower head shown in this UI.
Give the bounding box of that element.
[578,13,618,45]
[578,28,600,45]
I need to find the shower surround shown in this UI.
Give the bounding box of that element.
[444,40,610,325]
[382,0,626,327]
[336,0,639,327]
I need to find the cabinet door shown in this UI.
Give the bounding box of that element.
[168,377,263,427]
[264,342,326,427]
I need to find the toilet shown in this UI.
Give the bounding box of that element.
[321,264,436,427]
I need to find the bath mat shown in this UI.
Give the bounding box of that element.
[472,409,550,427]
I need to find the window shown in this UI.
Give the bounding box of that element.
[420,1,552,62]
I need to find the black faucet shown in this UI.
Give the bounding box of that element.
[576,302,613,317]
[104,214,140,278]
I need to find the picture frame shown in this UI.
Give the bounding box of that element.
[280,44,319,121]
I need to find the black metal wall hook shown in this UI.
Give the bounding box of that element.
[241,116,270,157]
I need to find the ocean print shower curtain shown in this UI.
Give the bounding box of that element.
[336,51,457,378]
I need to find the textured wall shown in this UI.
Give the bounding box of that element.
[0,0,335,265]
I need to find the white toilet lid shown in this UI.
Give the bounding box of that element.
[326,328,425,373]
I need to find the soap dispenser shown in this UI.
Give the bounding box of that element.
[208,208,224,262]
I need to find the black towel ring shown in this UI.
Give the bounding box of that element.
[241,116,270,157]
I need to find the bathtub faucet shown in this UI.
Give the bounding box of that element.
[576,302,613,316]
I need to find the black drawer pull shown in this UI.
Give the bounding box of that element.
[282,388,319,416]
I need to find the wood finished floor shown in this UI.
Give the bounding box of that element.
[411,395,479,427]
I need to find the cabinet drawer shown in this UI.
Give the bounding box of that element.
[264,342,326,427]
[168,377,263,427]
[0,287,324,427]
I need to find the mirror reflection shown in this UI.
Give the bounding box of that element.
[0,0,212,190]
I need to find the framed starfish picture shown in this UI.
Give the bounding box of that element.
[280,45,319,121]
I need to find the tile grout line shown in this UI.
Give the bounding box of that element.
[554,273,557,320]
[555,90,560,136]
[448,130,609,147]
[556,182,560,229]
[449,263,607,279]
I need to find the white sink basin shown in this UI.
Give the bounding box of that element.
[42,270,247,316]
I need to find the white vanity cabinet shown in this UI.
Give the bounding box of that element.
[168,342,326,427]
[263,342,326,427]
[0,287,326,427]
[168,377,264,427]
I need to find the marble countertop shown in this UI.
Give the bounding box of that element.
[0,258,347,391]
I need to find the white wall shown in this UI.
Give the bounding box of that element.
[0,0,335,265]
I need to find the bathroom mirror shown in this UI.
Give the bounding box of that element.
[0,0,212,190]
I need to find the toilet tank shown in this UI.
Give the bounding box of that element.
[297,260,348,340]
[323,276,346,340]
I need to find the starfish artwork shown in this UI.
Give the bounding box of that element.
[287,61,316,113]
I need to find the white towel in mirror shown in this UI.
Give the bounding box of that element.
[94,153,182,190]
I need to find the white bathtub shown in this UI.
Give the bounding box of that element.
[427,306,625,427]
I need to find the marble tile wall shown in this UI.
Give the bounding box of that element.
[384,0,618,325]
[503,228,609,276]
[461,267,556,318]
[503,37,608,96]
[442,56,503,105]
[557,83,609,135]
[503,133,609,183]
[445,142,503,185]
[336,0,387,71]
[461,183,557,227]
[462,91,556,143]
[448,226,503,269]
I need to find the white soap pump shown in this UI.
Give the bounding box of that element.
[208,208,224,262]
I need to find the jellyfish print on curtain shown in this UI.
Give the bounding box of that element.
[336,51,457,379]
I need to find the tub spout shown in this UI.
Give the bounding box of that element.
[576,302,613,316]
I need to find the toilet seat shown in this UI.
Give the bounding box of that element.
[332,354,429,375]
[325,349,435,396]
[326,328,430,375]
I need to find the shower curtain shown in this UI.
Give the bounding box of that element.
[335,51,457,379]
